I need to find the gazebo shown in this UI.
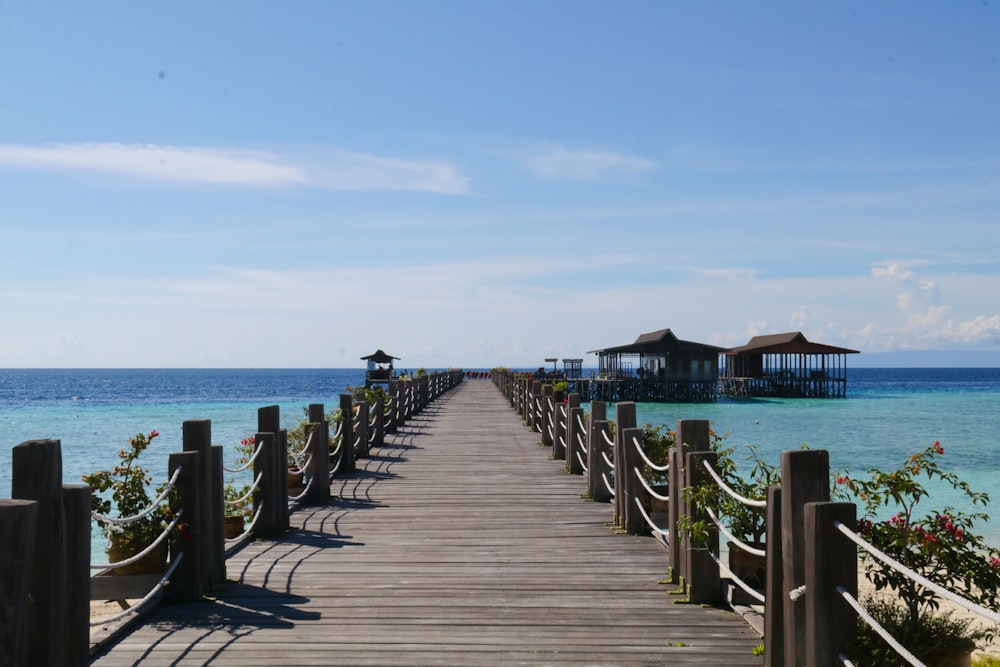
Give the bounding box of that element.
[720,332,859,398]
[587,328,726,402]
[361,349,399,385]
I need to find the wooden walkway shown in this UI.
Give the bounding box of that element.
[91,381,763,666]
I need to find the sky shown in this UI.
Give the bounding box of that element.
[1,2,999,369]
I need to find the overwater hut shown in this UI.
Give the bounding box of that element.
[585,328,726,402]
[719,332,859,398]
[361,349,399,386]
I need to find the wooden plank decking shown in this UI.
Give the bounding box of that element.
[91,381,763,666]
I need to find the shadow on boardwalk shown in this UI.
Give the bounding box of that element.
[91,382,763,666]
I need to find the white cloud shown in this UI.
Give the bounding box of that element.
[0,142,468,193]
[524,145,656,181]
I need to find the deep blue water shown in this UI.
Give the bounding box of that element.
[1,367,998,548]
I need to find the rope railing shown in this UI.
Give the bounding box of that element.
[576,451,588,474]
[632,496,670,539]
[630,434,669,473]
[602,472,615,497]
[223,472,262,507]
[710,550,766,605]
[288,473,315,503]
[835,520,1000,624]
[91,466,182,526]
[89,552,185,627]
[223,440,265,474]
[287,453,313,477]
[705,506,766,557]
[90,510,184,570]
[633,466,669,502]
[701,459,767,508]
[225,502,265,547]
[601,450,615,470]
[838,585,925,667]
[600,428,615,448]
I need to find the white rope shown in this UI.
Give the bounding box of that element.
[840,655,857,667]
[288,473,314,503]
[633,467,669,502]
[789,585,806,601]
[225,502,264,547]
[89,552,184,627]
[600,429,615,448]
[576,451,588,474]
[710,550,766,604]
[91,466,182,525]
[705,506,766,557]
[576,412,586,433]
[329,437,343,458]
[223,473,261,506]
[835,520,1000,624]
[601,450,615,469]
[332,420,343,439]
[91,510,184,570]
[223,441,265,473]
[701,459,767,508]
[631,435,669,473]
[633,496,670,538]
[602,472,616,497]
[838,585,926,667]
[288,453,313,477]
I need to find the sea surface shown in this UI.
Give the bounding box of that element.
[1,368,999,554]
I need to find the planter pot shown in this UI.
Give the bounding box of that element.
[924,648,973,667]
[224,515,246,539]
[648,485,670,514]
[288,469,304,488]
[107,538,168,576]
[728,541,766,605]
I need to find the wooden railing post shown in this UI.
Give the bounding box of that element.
[338,394,355,474]
[781,449,830,667]
[764,485,784,667]
[667,445,682,584]
[805,501,857,667]
[258,406,290,533]
[307,403,331,503]
[372,394,385,449]
[63,484,91,667]
[0,498,37,667]
[622,426,648,535]
[675,419,711,593]
[12,438,66,667]
[685,449,720,605]
[386,381,399,434]
[565,404,584,475]
[540,384,554,449]
[355,400,370,459]
[251,433,278,539]
[210,445,225,585]
[552,389,566,460]
[613,402,637,528]
[168,450,202,602]
[182,420,217,591]
[587,402,609,502]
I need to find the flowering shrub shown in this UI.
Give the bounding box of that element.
[83,430,172,556]
[835,440,1000,654]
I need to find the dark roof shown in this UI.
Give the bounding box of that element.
[589,328,727,355]
[725,332,859,356]
[360,349,400,363]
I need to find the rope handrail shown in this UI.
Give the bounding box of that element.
[90,510,184,570]
[706,506,766,557]
[369,427,378,444]
[89,552,184,627]
[600,429,615,448]
[839,585,925,666]
[575,412,587,433]
[91,466,182,526]
[701,459,768,509]
[332,420,343,439]
[369,412,378,429]
[630,434,669,473]
[633,496,670,538]
[601,450,615,469]
[601,472,616,497]
[225,502,264,546]
[223,473,262,506]
[287,428,315,465]
[329,437,343,458]
[835,520,1000,624]
[710,550,766,605]
[576,451,588,473]
[223,440,265,474]
[288,453,313,477]
[633,466,669,502]
[288,473,315,503]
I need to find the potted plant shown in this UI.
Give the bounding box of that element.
[83,430,172,576]
[223,481,252,538]
[836,441,1000,666]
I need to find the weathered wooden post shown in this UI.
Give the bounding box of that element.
[0,498,37,667]
[587,401,609,502]
[251,433,278,539]
[552,388,566,460]
[307,404,331,503]
[676,419,711,595]
[805,501,857,667]
[372,394,385,449]
[12,439,66,667]
[355,399,370,459]
[338,394,356,474]
[565,395,584,475]
[182,420,216,590]
[764,485,784,667]
[685,449,720,604]
[63,484,91,667]
[781,449,830,667]
[666,445,682,584]
[386,380,399,434]
[527,381,540,432]
[622,426,648,535]
[168,450,202,601]
[614,402,637,528]
[540,384,554,449]
[258,406,290,533]
[210,445,225,585]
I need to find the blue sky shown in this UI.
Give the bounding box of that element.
[1,2,998,368]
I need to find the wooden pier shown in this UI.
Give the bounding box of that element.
[90,381,762,666]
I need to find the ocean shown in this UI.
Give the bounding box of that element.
[1,367,998,552]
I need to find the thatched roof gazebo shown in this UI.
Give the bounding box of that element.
[720,332,859,398]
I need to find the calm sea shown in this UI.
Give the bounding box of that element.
[1,368,998,550]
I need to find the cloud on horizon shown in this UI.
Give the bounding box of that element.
[0,142,468,194]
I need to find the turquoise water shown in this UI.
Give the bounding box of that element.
[1,368,999,552]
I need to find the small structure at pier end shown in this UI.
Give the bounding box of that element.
[719,331,859,398]
[362,349,400,387]
[585,328,726,402]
